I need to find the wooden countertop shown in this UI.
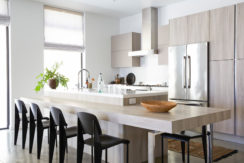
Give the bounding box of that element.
[21,96,231,133]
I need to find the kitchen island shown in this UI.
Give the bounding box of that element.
[44,87,168,106]
[21,96,230,163]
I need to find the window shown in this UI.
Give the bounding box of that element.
[0,0,9,129]
[44,6,84,89]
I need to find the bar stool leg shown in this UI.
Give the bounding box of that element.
[202,126,207,163]
[105,148,108,163]
[181,141,185,162]
[14,119,20,145]
[161,136,164,163]
[22,120,28,149]
[126,143,129,163]
[187,141,190,163]
[94,146,102,163]
[29,121,35,153]
[91,146,94,163]
[37,128,44,159]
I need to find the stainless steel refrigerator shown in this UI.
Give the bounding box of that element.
[168,42,209,106]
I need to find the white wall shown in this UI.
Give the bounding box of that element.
[10,0,44,129]
[85,13,119,85]
[119,0,244,85]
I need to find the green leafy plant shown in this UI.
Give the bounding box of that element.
[35,62,69,92]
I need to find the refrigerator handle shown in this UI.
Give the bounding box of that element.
[188,56,191,88]
[183,56,187,88]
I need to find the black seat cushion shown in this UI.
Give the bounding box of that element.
[84,134,129,149]
[180,131,203,139]
[65,126,77,138]
[162,131,204,142]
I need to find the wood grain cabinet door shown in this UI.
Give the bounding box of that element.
[209,60,234,134]
[187,11,210,44]
[111,32,141,68]
[236,59,244,136]
[158,25,169,65]
[169,16,187,46]
[210,5,235,61]
[111,33,132,52]
[237,3,244,59]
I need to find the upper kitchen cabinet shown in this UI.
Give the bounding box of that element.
[158,25,169,45]
[210,60,234,134]
[111,32,141,68]
[187,11,210,44]
[210,5,235,61]
[169,16,187,46]
[158,25,169,65]
[237,2,244,59]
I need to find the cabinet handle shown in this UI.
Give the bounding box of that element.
[188,56,191,88]
[183,56,187,88]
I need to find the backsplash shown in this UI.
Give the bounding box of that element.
[119,55,168,85]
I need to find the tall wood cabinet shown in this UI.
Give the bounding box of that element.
[187,11,210,44]
[111,32,141,68]
[158,25,169,65]
[169,11,210,45]
[209,60,235,134]
[237,3,244,60]
[208,5,235,134]
[236,3,244,137]
[209,5,235,61]
[236,60,244,136]
[169,16,187,46]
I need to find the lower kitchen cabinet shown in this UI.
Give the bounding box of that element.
[210,60,234,134]
[236,59,244,136]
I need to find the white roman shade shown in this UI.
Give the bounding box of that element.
[0,0,10,25]
[44,6,84,51]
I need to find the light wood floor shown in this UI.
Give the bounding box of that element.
[0,130,243,163]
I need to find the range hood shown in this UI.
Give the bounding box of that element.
[128,7,158,57]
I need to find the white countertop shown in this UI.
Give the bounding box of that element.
[21,96,230,133]
[45,87,168,98]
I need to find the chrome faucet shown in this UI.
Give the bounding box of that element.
[78,69,90,89]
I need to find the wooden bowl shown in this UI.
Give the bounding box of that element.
[141,101,177,113]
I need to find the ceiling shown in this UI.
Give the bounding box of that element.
[34,0,186,18]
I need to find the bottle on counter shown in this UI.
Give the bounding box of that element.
[115,74,120,84]
[97,73,104,93]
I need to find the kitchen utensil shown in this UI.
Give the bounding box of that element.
[126,73,136,85]
[141,101,177,113]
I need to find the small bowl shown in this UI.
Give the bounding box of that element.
[141,101,177,113]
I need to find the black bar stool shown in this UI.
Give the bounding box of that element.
[161,126,208,163]
[77,112,130,163]
[29,103,50,159]
[49,107,77,163]
[14,99,29,149]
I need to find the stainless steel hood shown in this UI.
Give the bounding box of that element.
[128,7,158,57]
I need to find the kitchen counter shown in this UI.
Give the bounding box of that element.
[21,96,230,133]
[44,87,168,106]
[20,96,230,163]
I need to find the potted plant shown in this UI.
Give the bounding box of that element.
[35,62,69,92]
